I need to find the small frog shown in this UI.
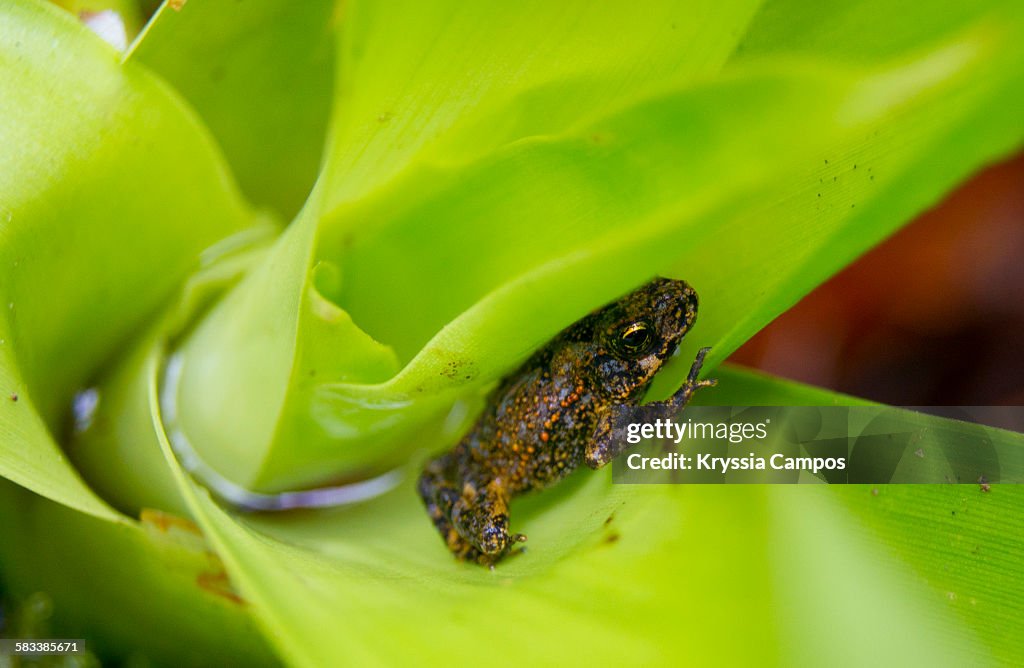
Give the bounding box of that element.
[417,278,715,566]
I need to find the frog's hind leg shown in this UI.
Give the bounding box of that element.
[418,454,484,561]
[450,479,527,562]
[417,454,460,545]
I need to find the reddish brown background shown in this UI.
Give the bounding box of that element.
[730,152,1024,406]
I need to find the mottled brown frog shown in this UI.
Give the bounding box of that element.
[418,278,715,566]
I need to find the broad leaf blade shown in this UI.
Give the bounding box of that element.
[128,0,335,218]
[0,0,253,515]
[320,0,762,207]
[836,485,1024,665]
[0,480,274,665]
[169,0,765,491]
[154,363,1016,666]
[274,10,1022,487]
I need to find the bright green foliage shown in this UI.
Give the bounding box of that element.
[0,0,254,519]
[129,0,335,218]
[171,0,1024,495]
[1,0,1022,666]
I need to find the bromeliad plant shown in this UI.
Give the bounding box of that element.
[1,0,1023,665]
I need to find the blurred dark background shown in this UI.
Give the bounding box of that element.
[730,151,1024,407]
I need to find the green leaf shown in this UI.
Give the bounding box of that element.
[0,0,254,515]
[167,0,764,491]
[0,480,275,665]
[836,485,1024,666]
[319,0,761,206]
[3,1,1023,664]
[172,0,1024,492]
[153,362,1021,666]
[128,0,335,218]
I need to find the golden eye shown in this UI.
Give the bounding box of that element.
[615,322,654,356]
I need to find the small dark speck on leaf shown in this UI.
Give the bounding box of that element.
[442,359,468,380]
[951,510,957,516]
[8,393,16,403]
[824,159,829,164]
[604,531,621,545]
[604,513,615,526]
[978,475,991,493]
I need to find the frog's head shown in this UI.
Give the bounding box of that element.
[588,277,699,400]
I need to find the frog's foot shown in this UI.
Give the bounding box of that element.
[418,464,526,566]
[451,479,524,562]
[479,537,528,571]
[447,531,526,569]
[667,346,717,406]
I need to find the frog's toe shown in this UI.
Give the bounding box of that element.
[480,524,510,555]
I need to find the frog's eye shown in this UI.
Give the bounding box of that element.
[612,321,655,357]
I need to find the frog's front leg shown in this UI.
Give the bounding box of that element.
[450,479,527,563]
[585,347,717,469]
